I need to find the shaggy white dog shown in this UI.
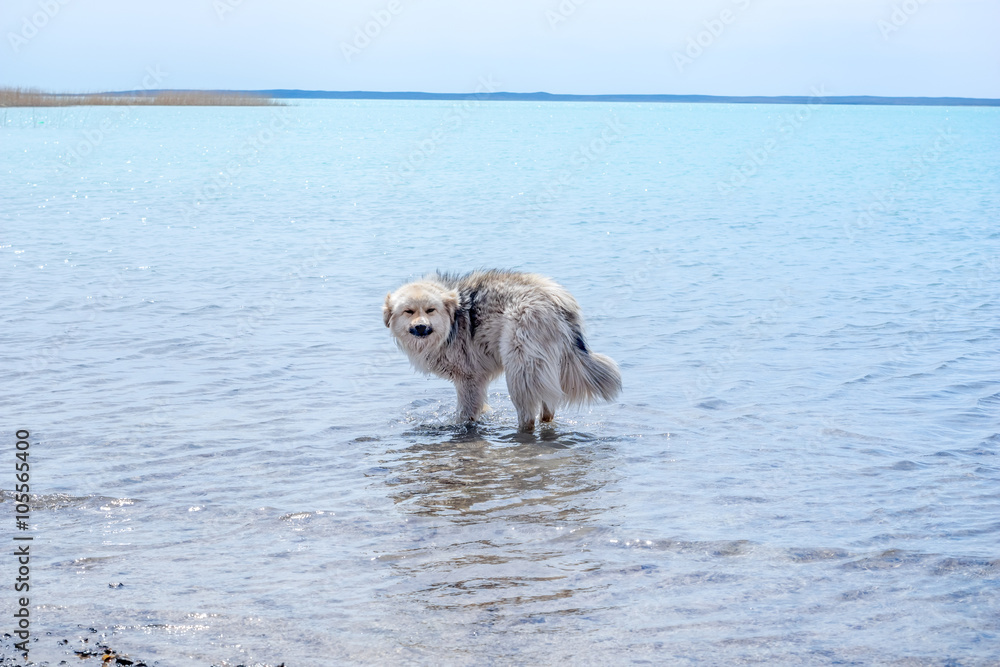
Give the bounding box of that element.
[383,270,621,431]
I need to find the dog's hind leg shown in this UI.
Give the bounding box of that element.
[507,360,562,431]
[501,316,564,432]
[455,376,489,423]
[506,370,539,432]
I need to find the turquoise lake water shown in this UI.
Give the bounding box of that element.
[2,100,999,665]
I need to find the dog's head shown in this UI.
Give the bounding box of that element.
[383,281,459,353]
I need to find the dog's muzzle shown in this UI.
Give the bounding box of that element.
[409,324,432,337]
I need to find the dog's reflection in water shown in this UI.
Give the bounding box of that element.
[383,423,616,524]
[373,423,622,622]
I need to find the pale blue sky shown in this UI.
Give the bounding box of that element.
[2,0,998,97]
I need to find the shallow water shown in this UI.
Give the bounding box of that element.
[2,100,999,665]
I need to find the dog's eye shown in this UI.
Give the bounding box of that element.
[403,309,414,315]
[426,308,436,313]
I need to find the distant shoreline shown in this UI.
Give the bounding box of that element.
[0,88,279,107]
[3,88,999,108]
[248,90,1000,107]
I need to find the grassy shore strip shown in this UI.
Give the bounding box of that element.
[0,87,281,107]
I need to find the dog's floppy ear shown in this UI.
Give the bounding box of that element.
[442,289,459,320]
[382,292,393,327]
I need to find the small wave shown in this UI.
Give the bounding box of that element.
[931,557,1000,578]
[886,460,926,471]
[0,491,138,511]
[841,549,928,571]
[51,555,122,571]
[820,428,893,444]
[978,433,1000,448]
[784,547,852,563]
[977,392,1000,407]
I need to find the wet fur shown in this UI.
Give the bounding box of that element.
[383,270,622,431]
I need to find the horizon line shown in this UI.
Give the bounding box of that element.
[104,89,1000,107]
[19,87,1000,107]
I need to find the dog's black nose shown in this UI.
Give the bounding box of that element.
[410,324,432,337]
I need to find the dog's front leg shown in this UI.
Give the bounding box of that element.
[454,376,488,423]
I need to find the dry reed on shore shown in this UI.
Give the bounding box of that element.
[0,87,280,107]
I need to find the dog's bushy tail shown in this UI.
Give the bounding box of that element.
[560,346,622,405]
